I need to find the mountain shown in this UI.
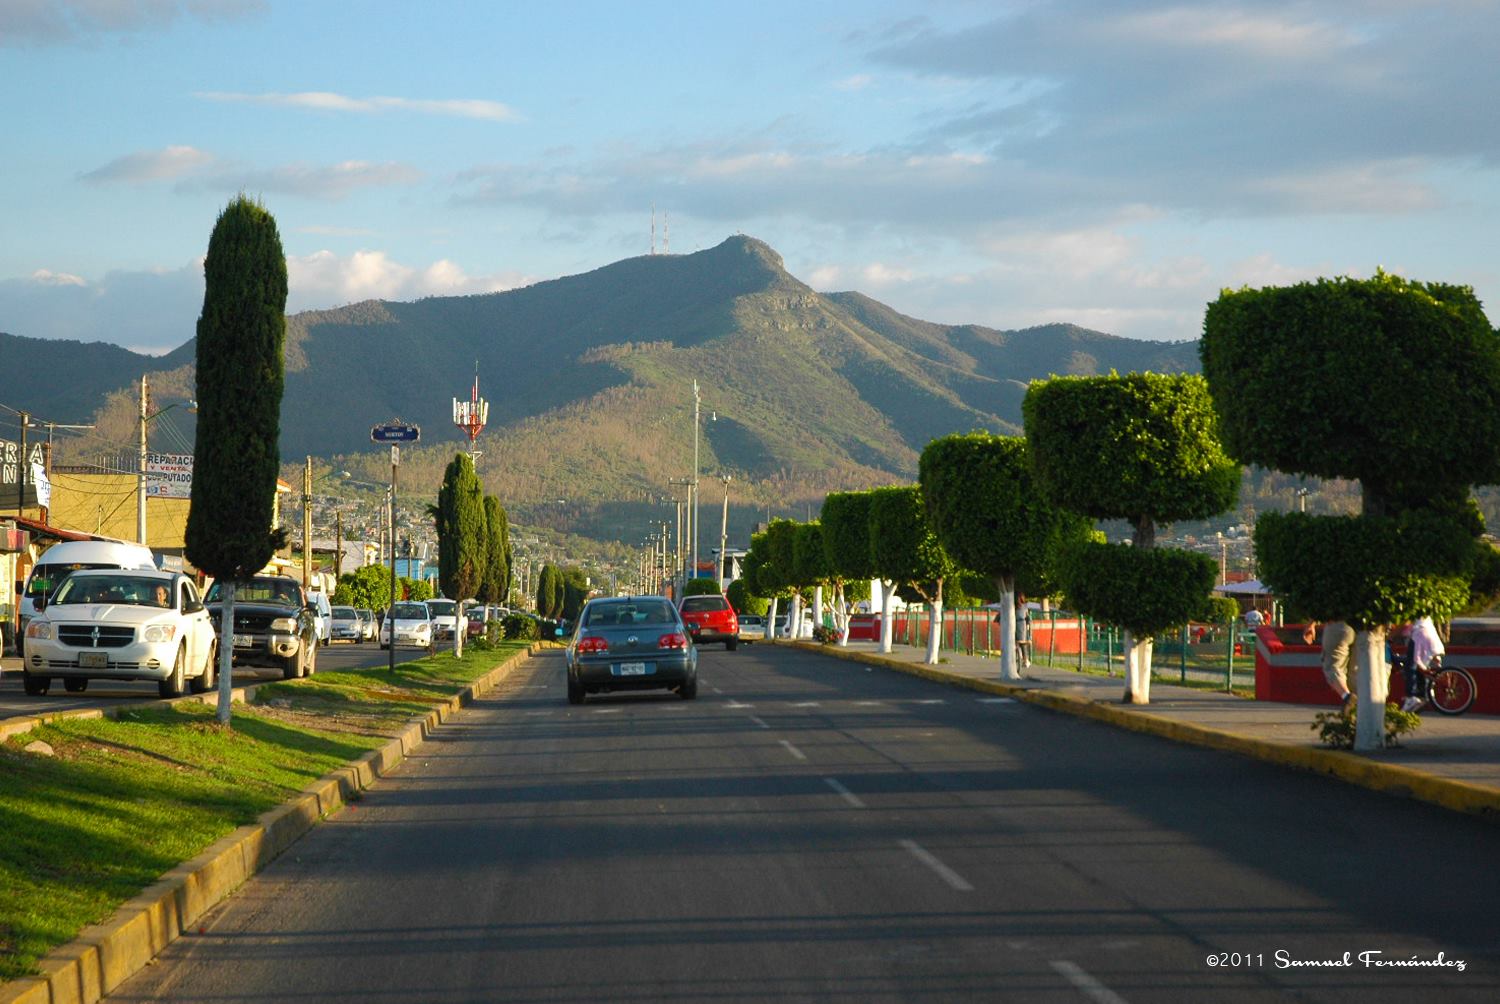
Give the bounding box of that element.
[1,236,1200,534]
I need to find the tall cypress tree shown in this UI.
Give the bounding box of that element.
[185,195,288,724]
[479,495,510,607]
[435,453,486,655]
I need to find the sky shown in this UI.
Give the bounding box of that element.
[2,0,1499,355]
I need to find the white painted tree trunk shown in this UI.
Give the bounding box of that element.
[834,584,851,646]
[924,600,942,664]
[764,597,777,641]
[216,581,236,724]
[996,578,1020,682]
[879,581,895,653]
[813,585,824,636]
[790,594,803,638]
[1122,631,1154,704]
[454,599,465,658]
[1353,627,1390,752]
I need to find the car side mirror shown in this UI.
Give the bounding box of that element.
[34,594,46,613]
[184,600,204,614]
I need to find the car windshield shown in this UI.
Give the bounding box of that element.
[392,603,428,619]
[26,563,116,598]
[332,607,357,618]
[427,600,456,616]
[206,579,301,606]
[54,574,173,608]
[583,601,677,627]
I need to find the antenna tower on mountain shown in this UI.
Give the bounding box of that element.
[452,362,489,463]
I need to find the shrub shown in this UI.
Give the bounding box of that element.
[501,613,540,641]
[683,578,722,597]
[1312,703,1421,749]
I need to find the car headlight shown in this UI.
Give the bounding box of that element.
[25,621,52,640]
[270,617,297,632]
[142,623,178,643]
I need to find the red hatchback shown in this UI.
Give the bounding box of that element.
[678,593,740,650]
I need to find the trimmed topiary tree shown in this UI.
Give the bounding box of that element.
[920,433,1093,681]
[683,577,723,597]
[792,522,833,639]
[1024,372,1238,703]
[1203,272,1500,748]
[742,529,788,639]
[725,577,768,617]
[821,491,875,646]
[535,564,561,619]
[185,195,288,724]
[763,519,803,639]
[868,485,958,664]
[561,566,589,621]
[435,453,486,656]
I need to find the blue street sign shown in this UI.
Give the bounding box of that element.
[371,423,421,443]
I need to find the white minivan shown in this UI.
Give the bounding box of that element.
[18,540,157,656]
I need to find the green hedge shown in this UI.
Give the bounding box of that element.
[683,578,722,597]
[1056,541,1218,637]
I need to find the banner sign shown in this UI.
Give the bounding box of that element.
[145,452,194,498]
[1,439,43,507]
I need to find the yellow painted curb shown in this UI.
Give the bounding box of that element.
[792,641,1500,821]
[0,643,543,1004]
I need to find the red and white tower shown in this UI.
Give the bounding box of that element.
[452,366,490,463]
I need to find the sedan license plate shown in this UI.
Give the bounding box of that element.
[233,634,254,649]
[614,662,652,676]
[78,651,108,669]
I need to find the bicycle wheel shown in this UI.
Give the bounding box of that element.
[1428,666,1477,715]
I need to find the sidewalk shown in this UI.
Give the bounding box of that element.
[790,638,1500,820]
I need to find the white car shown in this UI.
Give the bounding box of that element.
[379,601,433,649]
[21,569,217,698]
[425,598,459,641]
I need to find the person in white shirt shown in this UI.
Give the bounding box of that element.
[1402,616,1446,712]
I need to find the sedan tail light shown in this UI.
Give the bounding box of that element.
[576,635,609,654]
[658,632,688,650]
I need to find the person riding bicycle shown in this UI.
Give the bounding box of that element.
[1402,615,1446,712]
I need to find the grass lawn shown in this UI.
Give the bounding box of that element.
[0,641,528,982]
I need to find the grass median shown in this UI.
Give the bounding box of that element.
[0,640,530,982]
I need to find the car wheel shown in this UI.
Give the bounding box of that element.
[63,677,88,693]
[678,675,698,699]
[281,650,301,680]
[567,675,585,705]
[22,672,50,696]
[191,643,217,694]
[726,638,739,651]
[159,646,187,699]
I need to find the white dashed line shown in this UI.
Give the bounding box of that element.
[779,739,807,761]
[914,699,945,705]
[823,777,865,808]
[792,701,821,707]
[898,839,973,892]
[747,715,770,730]
[1050,961,1129,1004]
[725,701,754,709]
[592,707,622,714]
[855,700,883,706]
[978,697,1017,704]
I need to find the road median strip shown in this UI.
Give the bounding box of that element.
[1,641,543,1004]
[792,641,1500,821]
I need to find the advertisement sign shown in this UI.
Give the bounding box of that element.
[0,439,43,507]
[145,452,194,498]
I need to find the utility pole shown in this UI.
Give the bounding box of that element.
[718,474,732,591]
[16,410,29,518]
[334,511,343,586]
[137,376,148,544]
[302,456,312,588]
[692,380,701,583]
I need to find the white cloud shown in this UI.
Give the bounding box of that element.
[861,262,915,285]
[808,265,842,288]
[196,90,521,122]
[285,249,532,307]
[185,160,423,200]
[1,0,265,45]
[28,269,87,287]
[79,146,215,184]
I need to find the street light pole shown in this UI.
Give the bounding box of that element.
[137,375,148,544]
[691,380,701,584]
[718,474,732,592]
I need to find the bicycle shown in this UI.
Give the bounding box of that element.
[1390,652,1478,715]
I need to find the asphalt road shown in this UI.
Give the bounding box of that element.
[108,644,1500,1003]
[0,640,392,720]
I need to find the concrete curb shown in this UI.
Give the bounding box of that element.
[792,641,1500,822]
[0,643,543,1004]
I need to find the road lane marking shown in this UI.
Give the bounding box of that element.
[1049,961,1128,1004]
[978,697,1017,704]
[855,700,883,706]
[592,707,622,714]
[898,839,973,892]
[792,701,821,707]
[823,777,865,808]
[748,715,770,729]
[914,699,945,705]
[779,739,807,761]
[725,701,754,709]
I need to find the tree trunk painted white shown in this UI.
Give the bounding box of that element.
[813,585,824,636]
[765,597,778,641]
[454,599,465,658]
[1353,627,1390,752]
[995,576,1020,682]
[924,599,942,664]
[834,583,851,646]
[216,580,236,724]
[878,581,895,653]
[789,594,803,638]
[1122,631,1154,704]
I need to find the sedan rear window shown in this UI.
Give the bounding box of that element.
[584,602,676,626]
[680,596,730,613]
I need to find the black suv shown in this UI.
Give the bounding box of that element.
[205,575,319,679]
